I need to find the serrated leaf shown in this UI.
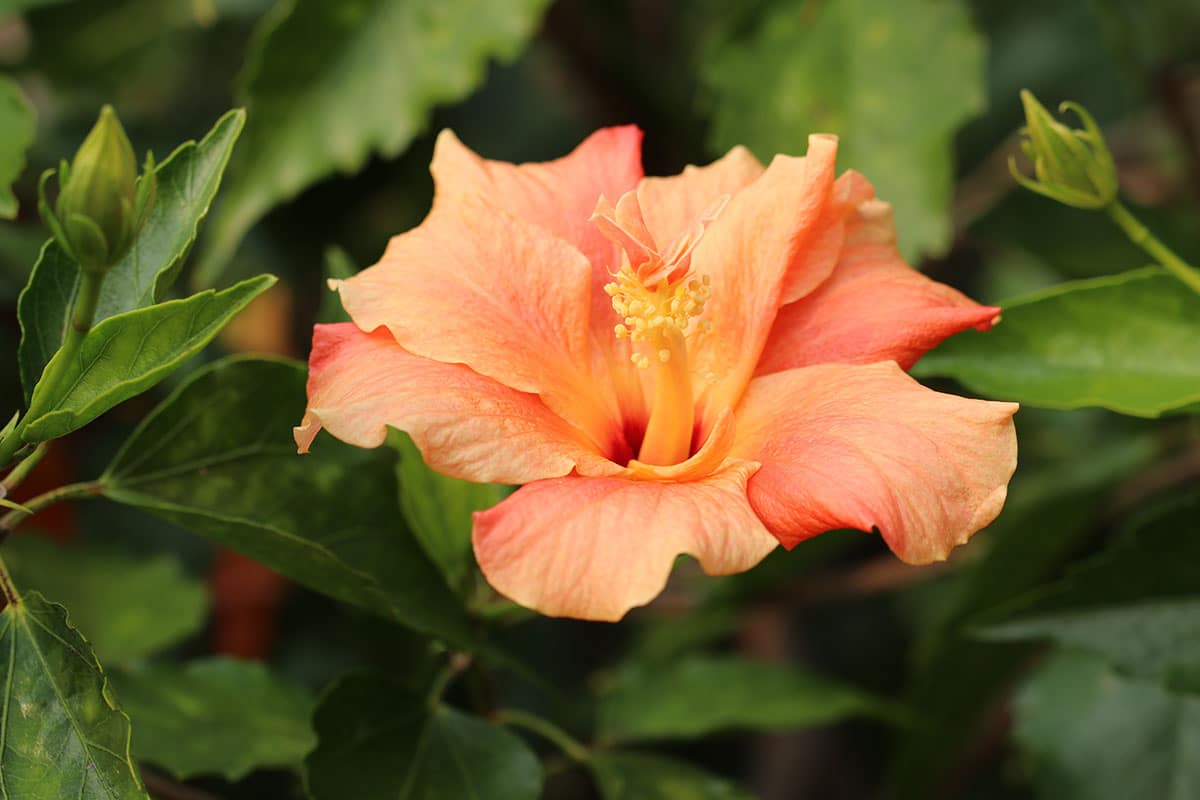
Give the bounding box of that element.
[100,356,472,645]
[110,658,315,781]
[392,430,505,594]
[21,274,274,442]
[913,268,1200,417]
[1015,650,1200,800]
[195,0,552,286]
[4,536,206,664]
[304,672,542,800]
[978,491,1200,679]
[0,591,149,800]
[701,0,984,259]
[17,110,247,403]
[591,752,756,800]
[597,655,895,744]
[0,76,35,220]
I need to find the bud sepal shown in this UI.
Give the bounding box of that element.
[1009,90,1118,210]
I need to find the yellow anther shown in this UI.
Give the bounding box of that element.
[614,324,629,339]
[657,349,671,363]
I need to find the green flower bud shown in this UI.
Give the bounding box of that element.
[1009,90,1118,210]
[38,105,157,274]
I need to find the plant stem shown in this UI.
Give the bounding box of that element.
[427,652,471,708]
[494,709,591,763]
[0,269,105,469]
[0,479,103,537]
[0,443,47,496]
[0,553,20,607]
[1107,201,1200,296]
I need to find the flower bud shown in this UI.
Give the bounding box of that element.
[39,105,156,273]
[1009,90,1118,210]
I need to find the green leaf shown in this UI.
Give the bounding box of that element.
[3,536,206,664]
[195,0,552,286]
[392,430,505,594]
[17,110,247,403]
[304,672,542,800]
[100,356,472,646]
[110,658,316,781]
[316,245,356,324]
[701,0,984,259]
[22,274,274,442]
[978,491,1200,679]
[913,268,1200,417]
[1015,650,1200,800]
[597,655,895,744]
[889,431,1157,798]
[0,591,149,800]
[0,76,35,220]
[591,752,756,800]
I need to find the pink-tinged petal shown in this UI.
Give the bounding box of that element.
[473,462,777,621]
[295,323,620,484]
[733,362,1018,564]
[688,135,840,428]
[757,198,1000,375]
[335,195,621,452]
[636,146,764,247]
[431,127,643,270]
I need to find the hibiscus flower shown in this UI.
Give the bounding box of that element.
[295,128,1018,621]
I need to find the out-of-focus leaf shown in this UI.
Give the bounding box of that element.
[889,432,1158,798]
[0,77,35,220]
[913,268,1200,417]
[304,672,542,800]
[196,0,552,286]
[4,536,205,664]
[17,110,246,403]
[22,274,274,442]
[111,658,315,780]
[391,430,504,594]
[1015,650,1200,800]
[0,591,149,800]
[597,655,896,744]
[101,356,473,646]
[701,0,984,259]
[591,752,756,800]
[979,492,1200,679]
[316,245,356,324]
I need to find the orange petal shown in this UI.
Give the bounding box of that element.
[688,135,840,429]
[733,362,1017,563]
[472,462,777,621]
[295,323,619,484]
[335,195,621,452]
[636,145,764,247]
[758,197,1000,374]
[431,128,648,438]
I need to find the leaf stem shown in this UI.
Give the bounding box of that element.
[427,652,471,708]
[494,709,591,763]
[0,479,104,537]
[0,443,47,496]
[1107,201,1200,296]
[0,553,20,607]
[0,269,106,469]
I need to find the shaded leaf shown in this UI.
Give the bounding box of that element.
[1015,650,1200,800]
[392,430,505,594]
[17,110,246,402]
[196,0,552,285]
[22,274,274,442]
[101,356,472,645]
[4,536,206,664]
[701,0,984,259]
[0,76,35,220]
[111,658,315,781]
[597,655,895,744]
[304,672,542,800]
[913,268,1200,417]
[979,491,1200,679]
[0,591,149,800]
[591,752,756,800]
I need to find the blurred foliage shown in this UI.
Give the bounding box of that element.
[0,0,1199,799]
